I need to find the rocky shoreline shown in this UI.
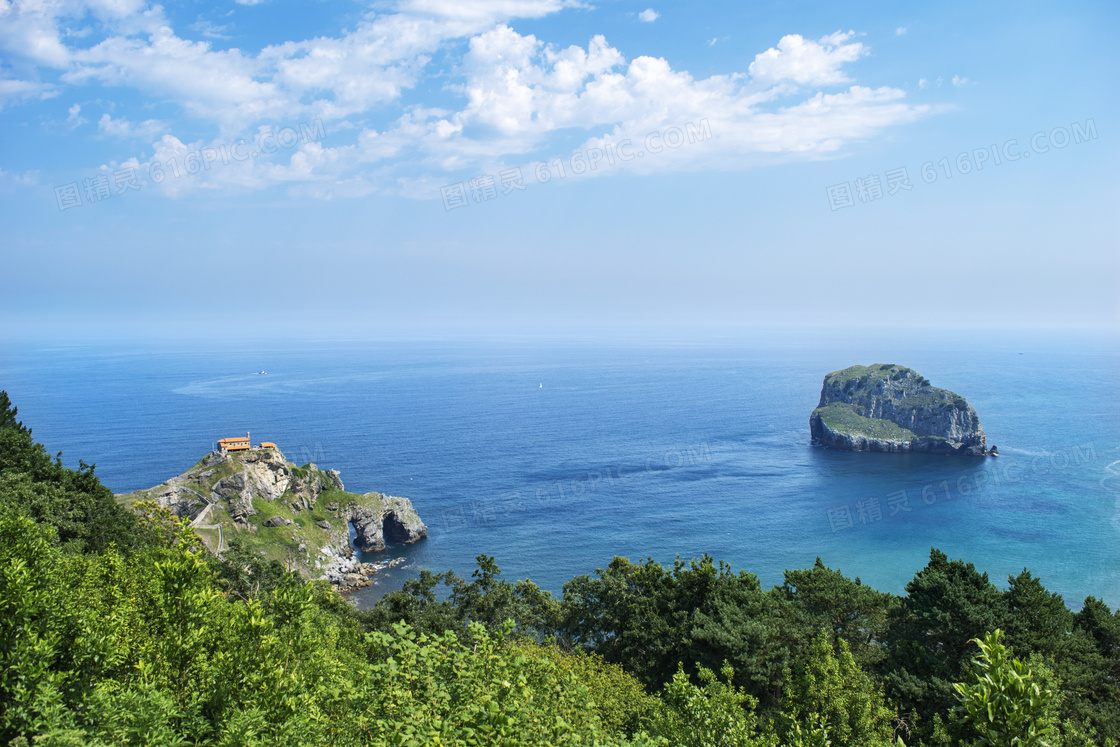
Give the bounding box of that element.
[317,548,409,593]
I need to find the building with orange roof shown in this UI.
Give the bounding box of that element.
[217,432,251,453]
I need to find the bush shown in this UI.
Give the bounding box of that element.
[952,629,1056,747]
[513,641,661,737]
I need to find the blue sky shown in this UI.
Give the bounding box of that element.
[0,0,1116,339]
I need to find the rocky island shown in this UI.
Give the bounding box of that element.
[809,364,994,456]
[117,442,427,591]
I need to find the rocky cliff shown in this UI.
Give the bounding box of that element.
[117,446,427,590]
[809,364,992,456]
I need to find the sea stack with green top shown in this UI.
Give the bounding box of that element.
[810,364,992,455]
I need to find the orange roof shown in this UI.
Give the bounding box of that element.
[260,442,278,448]
[218,437,250,444]
[225,444,251,451]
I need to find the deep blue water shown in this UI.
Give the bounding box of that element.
[2,329,1118,609]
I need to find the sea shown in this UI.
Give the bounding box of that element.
[2,328,1117,610]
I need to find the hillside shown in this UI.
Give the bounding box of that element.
[117,445,426,590]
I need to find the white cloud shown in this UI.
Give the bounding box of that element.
[396,0,580,23]
[168,26,926,197]
[0,166,41,187]
[98,113,164,138]
[452,26,628,138]
[638,9,659,22]
[4,0,586,128]
[0,76,57,110]
[190,19,232,40]
[918,78,927,89]
[64,24,288,127]
[131,129,334,197]
[0,1,72,67]
[300,27,929,194]
[952,75,970,86]
[67,103,86,126]
[0,0,150,68]
[0,1,929,198]
[895,26,906,35]
[149,20,926,201]
[747,30,865,87]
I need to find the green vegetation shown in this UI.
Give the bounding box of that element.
[651,663,772,746]
[772,632,896,746]
[824,365,954,408]
[953,630,1056,747]
[0,391,150,556]
[815,402,922,441]
[827,364,930,389]
[2,391,1117,746]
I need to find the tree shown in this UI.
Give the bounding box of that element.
[0,390,29,434]
[1003,570,1072,660]
[513,641,661,737]
[952,629,1055,747]
[0,392,145,556]
[883,549,1009,732]
[1058,597,1120,743]
[359,567,464,634]
[358,620,663,746]
[0,505,67,741]
[215,535,295,600]
[688,563,790,707]
[780,557,897,670]
[774,632,896,747]
[362,555,562,640]
[448,554,562,638]
[650,663,775,747]
[561,555,792,709]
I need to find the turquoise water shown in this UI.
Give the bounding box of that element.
[2,329,1117,608]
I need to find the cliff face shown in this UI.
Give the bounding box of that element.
[809,364,989,456]
[117,446,427,589]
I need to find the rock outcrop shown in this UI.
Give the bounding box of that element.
[290,464,344,504]
[809,364,988,455]
[116,444,428,590]
[343,494,428,553]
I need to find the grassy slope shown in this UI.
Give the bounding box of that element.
[815,402,920,442]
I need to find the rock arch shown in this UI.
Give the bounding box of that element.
[340,494,427,553]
